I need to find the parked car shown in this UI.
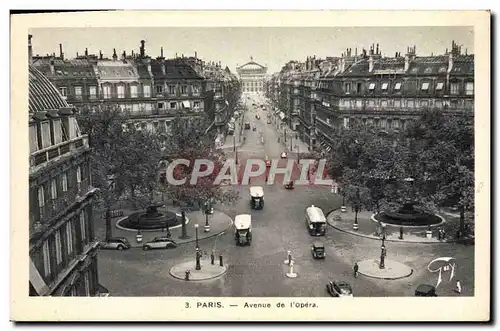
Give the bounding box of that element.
[414,284,438,297]
[245,122,251,129]
[256,114,261,120]
[281,152,288,158]
[267,119,272,124]
[99,237,131,251]
[326,281,353,297]
[143,237,177,251]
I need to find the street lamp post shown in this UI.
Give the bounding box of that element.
[195,224,200,250]
[379,244,386,269]
[204,206,210,232]
[195,224,201,270]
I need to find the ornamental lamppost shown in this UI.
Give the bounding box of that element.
[379,244,386,269]
[195,224,200,250]
[195,224,201,270]
[204,202,211,233]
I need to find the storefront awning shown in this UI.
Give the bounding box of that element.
[182,100,191,108]
[279,112,285,120]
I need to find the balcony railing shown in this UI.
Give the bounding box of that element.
[30,135,89,170]
[31,178,91,232]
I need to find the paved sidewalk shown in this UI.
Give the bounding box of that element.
[94,207,233,248]
[357,259,413,280]
[326,208,472,244]
[170,260,228,281]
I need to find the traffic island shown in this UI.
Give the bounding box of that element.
[357,259,413,280]
[170,260,228,281]
[326,209,473,244]
[94,208,233,248]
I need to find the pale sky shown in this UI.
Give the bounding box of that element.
[30,27,474,74]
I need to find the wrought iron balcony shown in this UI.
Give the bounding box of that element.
[30,135,89,172]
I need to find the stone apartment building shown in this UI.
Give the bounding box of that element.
[28,64,106,296]
[266,41,474,152]
[30,37,233,135]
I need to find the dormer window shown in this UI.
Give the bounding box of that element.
[424,67,432,74]
[411,67,419,73]
[436,82,444,91]
[56,70,63,76]
[394,83,402,91]
[421,82,429,91]
[381,83,388,91]
[439,67,447,73]
[63,71,69,76]
[368,83,375,90]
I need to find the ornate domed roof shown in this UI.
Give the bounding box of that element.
[29,64,71,113]
[237,57,267,71]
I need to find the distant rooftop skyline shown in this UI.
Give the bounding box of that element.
[30,27,474,74]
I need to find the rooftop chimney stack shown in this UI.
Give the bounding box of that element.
[28,34,33,64]
[59,43,64,60]
[113,48,117,61]
[122,50,126,60]
[368,55,374,72]
[99,50,103,60]
[160,46,164,58]
[49,59,55,75]
[140,40,145,57]
[195,51,197,58]
[404,53,410,72]
[85,48,88,57]
[376,43,379,55]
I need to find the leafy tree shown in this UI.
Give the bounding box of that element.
[406,111,474,235]
[77,105,164,238]
[341,168,372,225]
[160,116,240,218]
[77,105,127,240]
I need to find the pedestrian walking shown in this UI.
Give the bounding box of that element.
[441,228,446,240]
[353,262,359,278]
[455,280,462,294]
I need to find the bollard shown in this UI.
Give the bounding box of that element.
[353,223,359,231]
[211,252,215,265]
[185,270,190,281]
[219,254,223,267]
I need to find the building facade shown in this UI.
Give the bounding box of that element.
[266,41,474,152]
[28,64,105,296]
[30,37,233,135]
[237,57,267,94]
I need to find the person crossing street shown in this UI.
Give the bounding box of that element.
[353,262,359,278]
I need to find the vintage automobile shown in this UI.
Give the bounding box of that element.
[142,237,177,251]
[311,241,325,259]
[244,122,251,129]
[414,284,438,297]
[281,152,287,158]
[284,180,294,190]
[326,281,353,297]
[234,214,252,246]
[267,119,272,124]
[255,114,260,120]
[305,205,327,236]
[253,127,257,131]
[250,186,264,209]
[99,237,132,251]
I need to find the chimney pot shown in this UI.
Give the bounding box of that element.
[59,43,64,59]
[160,46,164,58]
[140,40,145,57]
